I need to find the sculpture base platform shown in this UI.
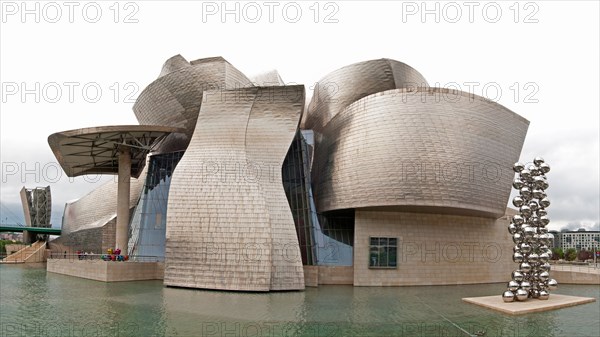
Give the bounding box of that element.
[462,294,596,315]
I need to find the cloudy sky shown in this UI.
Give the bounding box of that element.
[1,1,598,231]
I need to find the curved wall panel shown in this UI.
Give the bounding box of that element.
[52,168,146,252]
[133,55,253,153]
[302,58,428,131]
[165,85,305,291]
[312,88,529,218]
[62,172,146,235]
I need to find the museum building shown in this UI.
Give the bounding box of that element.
[48,55,529,291]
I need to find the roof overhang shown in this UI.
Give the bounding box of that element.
[48,125,186,178]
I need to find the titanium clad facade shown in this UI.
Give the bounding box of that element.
[51,169,147,252]
[165,86,305,291]
[301,59,428,131]
[47,55,531,288]
[133,55,253,153]
[311,87,529,218]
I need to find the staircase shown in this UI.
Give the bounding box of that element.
[0,240,47,264]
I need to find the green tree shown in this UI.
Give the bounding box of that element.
[0,239,22,254]
[551,247,564,260]
[565,248,577,261]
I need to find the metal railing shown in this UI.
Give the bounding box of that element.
[48,253,163,262]
[550,263,600,274]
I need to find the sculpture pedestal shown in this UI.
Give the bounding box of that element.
[462,294,595,315]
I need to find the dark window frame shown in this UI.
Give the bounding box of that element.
[368,237,398,269]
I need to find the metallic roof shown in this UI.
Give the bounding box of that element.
[48,125,185,178]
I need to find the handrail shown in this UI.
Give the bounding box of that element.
[48,253,163,262]
[550,263,600,273]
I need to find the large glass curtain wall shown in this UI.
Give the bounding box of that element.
[128,151,184,259]
[282,130,354,266]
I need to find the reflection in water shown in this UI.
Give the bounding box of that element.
[1,264,598,337]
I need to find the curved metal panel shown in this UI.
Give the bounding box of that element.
[61,170,146,236]
[133,55,253,153]
[312,88,529,218]
[165,85,305,291]
[302,58,428,131]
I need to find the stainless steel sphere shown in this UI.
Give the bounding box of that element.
[508,223,519,234]
[528,201,539,211]
[523,226,536,239]
[539,227,549,234]
[540,198,551,208]
[520,262,532,273]
[538,290,549,300]
[540,216,550,226]
[530,216,540,227]
[532,176,545,188]
[530,289,540,298]
[539,253,550,263]
[541,180,549,190]
[512,270,524,282]
[513,178,525,189]
[527,253,539,263]
[513,252,524,263]
[520,187,533,199]
[529,165,540,176]
[533,157,545,166]
[516,289,529,301]
[539,162,550,173]
[520,281,532,291]
[508,280,520,291]
[542,233,554,245]
[512,215,525,225]
[539,271,550,281]
[513,162,525,172]
[520,169,532,181]
[513,196,525,207]
[513,245,521,253]
[540,262,551,272]
[532,189,544,199]
[547,279,558,290]
[520,243,532,254]
[520,205,533,217]
[537,208,548,217]
[512,233,523,244]
[502,291,515,302]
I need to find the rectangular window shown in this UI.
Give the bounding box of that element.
[369,237,397,268]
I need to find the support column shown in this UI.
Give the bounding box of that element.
[116,147,131,253]
[22,230,33,244]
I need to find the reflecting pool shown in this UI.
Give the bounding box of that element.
[1,264,598,336]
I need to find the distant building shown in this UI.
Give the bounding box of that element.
[558,230,600,251]
[19,186,52,227]
[549,230,561,249]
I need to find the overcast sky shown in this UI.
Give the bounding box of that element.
[1,1,598,231]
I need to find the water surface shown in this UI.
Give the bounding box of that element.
[1,264,598,336]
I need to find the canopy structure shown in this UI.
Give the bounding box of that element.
[48,125,185,179]
[48,125,185,252]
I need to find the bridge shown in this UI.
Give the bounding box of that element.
[0,226,61,235]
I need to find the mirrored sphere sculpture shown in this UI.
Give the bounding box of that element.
[502,291,516,302]
[502,158,558,301]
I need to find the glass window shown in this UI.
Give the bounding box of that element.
[369,236,398,268]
